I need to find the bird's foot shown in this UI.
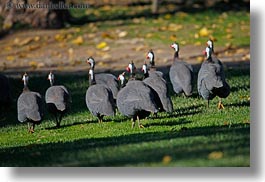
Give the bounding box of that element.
[218,101,225,110]
[139,124,145,128]
[28,128,34,134]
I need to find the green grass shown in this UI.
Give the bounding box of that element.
[0,67,250,166]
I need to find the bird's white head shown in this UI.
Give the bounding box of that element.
[22,72,29,87]
[126,61,136,74]
[206,40,214,53]
[203,47,212,59]
[141,62,148,74]
[48,71,55,86]
[87,57,95,69]
[118,72,125,85]
[146,50,155,66]
[170,42,179,52]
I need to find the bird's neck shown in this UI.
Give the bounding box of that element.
[173,51,179,60]
[49,80,54,86]
[89,69,96,86]
[23,85,29,92]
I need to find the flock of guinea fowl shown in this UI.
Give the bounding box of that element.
[1,39,230,133]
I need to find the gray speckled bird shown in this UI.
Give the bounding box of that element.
[0,73,11,112]
[117,73,158,128]
[86,57,119,101]
[197,44,230,109]
[169,42,194,96]
[17,73,43,133]
[45,72,71,128]
[142,62,173,113]
[146,50,165,79]
[85,68,116,123]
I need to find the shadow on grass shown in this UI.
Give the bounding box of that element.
[0,123,250,166]
[144,118,192,128]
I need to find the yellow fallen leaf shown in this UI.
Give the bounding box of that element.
[197,56,204,63]
[162,155,172,164]
[68,48,74,61]
[37,62,45,68]
[29,61,38,69]
[169,34,177,41]
[194,41,201,46]
[199,27,210,37]
[226,34,233,39]
[118,31,128,38]
[27,45,41,51]
[164,14,171,20]
[101,32,114,39]
[176,12,188,18]
[226,28,232,33]
[18,38,34,46]
[75,27,81,33]
[194,33,199,39]
[168,24,183,32]
[208,151,223,159]
[6,56,15,61]
[145,33,153,38]
[96,42,107,49]
[18,53,27,58]
[102,46,110,52]
[180,40,187,45]
[242,54,250,61]
[98,61,106,66]
[72,36,84,45]
[34,36,40,42]
[4,46,12,51]
[54,34,65,42]
[66,34,73,40]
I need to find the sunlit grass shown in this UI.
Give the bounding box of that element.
[0,68,250,166]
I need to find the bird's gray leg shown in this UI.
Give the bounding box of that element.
[98,115,103,123]
[31,123,35,133]
[137,115,144,128]
[131,118,135,128]
[218,98,224,109]
[27,123,31,133]
[57,113,63,128]
[207,100,210,108]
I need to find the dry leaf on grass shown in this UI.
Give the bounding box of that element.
[208,151,223,159]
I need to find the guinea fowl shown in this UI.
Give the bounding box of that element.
[169,42,194,97]
[85,68,116,123]
[146,49,164,78]
[197,46,230,109]
[126,61,137,80]
[17,73,43,133]
[45,72,71,128]
[142,62,173,113]
[0,74,11,112]
[116,72,158,128]
[86,57,119,101]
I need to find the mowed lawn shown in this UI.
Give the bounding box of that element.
[0,67,250,167]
